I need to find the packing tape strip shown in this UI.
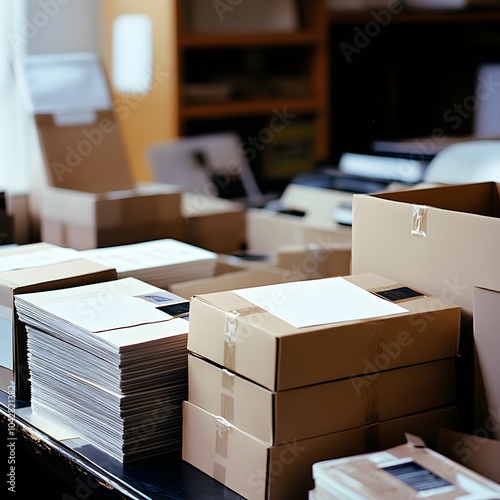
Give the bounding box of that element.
[214,462,226,484]
[221,393,235,422]
[222,369,235,393]
[223,306,264,371]
[411,204,427,237]
[364,375,380,426]
[215,417,231,459]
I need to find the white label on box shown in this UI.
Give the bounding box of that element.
[234,277,407,328]
[0,305,13,370]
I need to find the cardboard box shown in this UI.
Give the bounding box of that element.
[188,354,456,445]
[19,53,186,250]
[182,192,245,254]
[0,250,117,398]
[246,184,352,252]
[41,183,186,250]
[473,286,500,437]
[437,428,500,484]
[0,192,14,245]
[170,268,294,300]
[311,435,500,499]
[188,273,460,391]
[276,242,351,279]
[351,182,500,428]
[6,192,31,244]
[182,402,459,500]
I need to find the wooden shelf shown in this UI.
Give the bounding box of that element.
[180,97,319,120]
[329,8,500,25]
[179,31,321,48]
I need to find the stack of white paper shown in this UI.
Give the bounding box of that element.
[15,277,190,462]
[80,239,217,289]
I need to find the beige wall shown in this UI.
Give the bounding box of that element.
[100,0,178,181]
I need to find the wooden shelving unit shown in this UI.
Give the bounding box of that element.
[173,0,329,187]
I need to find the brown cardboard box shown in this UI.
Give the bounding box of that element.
[22,53,186,250]
[276,242,351,279]
[311,435,500,499]
[246,184,352,252]
[437,428,500,484]
[351,182,500,429]
[170,268,293,300]
[0,250,117,398]
[40,183,186,250]
[188,273,460,391]
[6,192,31,244]
[351,182,500,317]
[473,286,500,438]
[188,354,456,445]
[182,402,459,500]
[182,192,245,254]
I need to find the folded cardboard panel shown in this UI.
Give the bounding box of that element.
[437,428,500,484]
[188,273,460,391]
[0,255,117,398]
[188,354,456,445]
[182,402,459,500]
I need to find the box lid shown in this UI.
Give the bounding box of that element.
[18,52,134,193]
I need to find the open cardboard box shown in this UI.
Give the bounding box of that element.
[246,184,352,252]
[183,402,459,500]
[0,243,117,398]
[351,182,500,429]
[188,273,460,391]
[18,52,185,249]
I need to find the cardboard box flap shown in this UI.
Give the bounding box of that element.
[19,52,112,115]
[35,112,134,192]
[372,182,500,217]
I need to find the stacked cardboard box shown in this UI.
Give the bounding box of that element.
[0,242,116,398]
[183,273,461,499]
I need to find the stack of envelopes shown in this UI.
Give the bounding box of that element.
[80,238,218,289]
[15,277,190,462]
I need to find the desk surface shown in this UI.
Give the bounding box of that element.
[0,391,244,499]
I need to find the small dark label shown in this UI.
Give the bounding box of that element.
[158,302,190,316]
[374,287,424,302]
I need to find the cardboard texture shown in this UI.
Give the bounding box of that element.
[311,436,500,499]
[0,255,116,398]
[188,354,456,445]
[246,184,352,252]
[473,286,500,437]
[276,242,351,279]
[188,273,460,391]
[182,402,459,500]
[437,428,500,484]
[351,182,500,429]
[182,193,245,254]
[351,182,500,318]
[41,183,186,250]
[170,268,294,300]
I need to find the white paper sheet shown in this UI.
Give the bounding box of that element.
[0,247,79,273]
[234,277,407,328]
